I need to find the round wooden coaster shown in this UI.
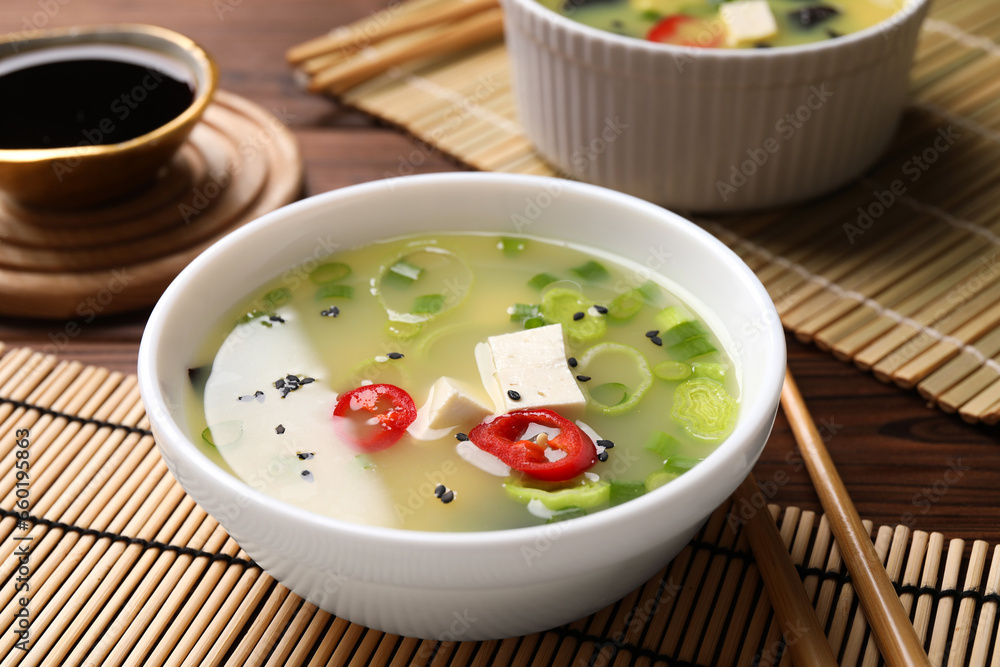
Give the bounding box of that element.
[0,145,203,230]
[0,90,303,318]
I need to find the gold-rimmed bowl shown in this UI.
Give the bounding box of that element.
[0,24,217,210]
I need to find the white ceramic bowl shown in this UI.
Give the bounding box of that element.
[502,0,930,212]
[137,173,786,640]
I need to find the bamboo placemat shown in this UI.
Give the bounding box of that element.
[303,0,1000,425]
[2,341,1000,666]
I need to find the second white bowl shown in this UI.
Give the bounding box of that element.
[502,0,929,212]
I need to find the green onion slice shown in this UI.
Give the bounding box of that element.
[576,342,652,415]
[654,305,691,331]
[376,246,472,323]
[664,456,704,475]
[528,272,559,291]
[667,337,717,360]
[540,287,607,344]
[509,303,541,325]
[314,284,355,300]
[672,377,737,441]
[569,260,610,283]
[691,362,729,383]
[607,288,645,321]
[387,260,423,283]
[412,294,446,314]
[660,320,708,346]
[653,361,691,381]
[500,237,527,256]
[644,470,678,492]
[589,382,629,407]
[505,478,610,510]
[644,431,682,460]
[609,481,646,506]
[309,262,351,285]
[638,281,661,303]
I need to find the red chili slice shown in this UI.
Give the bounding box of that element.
[468,409,597,482]
[332,383,417,452]
[647,14,723,48]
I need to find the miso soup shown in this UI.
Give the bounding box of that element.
[539,0,903,48]
[187,233,741,532]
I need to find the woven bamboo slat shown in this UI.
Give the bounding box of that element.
[2,343,999,664]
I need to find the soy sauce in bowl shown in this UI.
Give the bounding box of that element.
[0,26,217,210]
[0,58,195,150]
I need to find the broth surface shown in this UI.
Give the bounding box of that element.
[539,0,902,47]
[188,233,741,531]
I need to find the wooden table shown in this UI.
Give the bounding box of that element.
[1,0,997,552]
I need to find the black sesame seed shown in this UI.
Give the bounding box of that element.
[650,336,663,346]
[275,424,285,435]
[597,451,609,462]
[645,330,659,338]
[301,470,314,481]
[440,490,455,504]
[387,352,404,359]
[573,311,585,321]
[455,432,469,441]
[594,305,608,314]
[596,439,614,448]
[269,315,285,323]
[320,306,340,317]
[296,452,314,460]
[286,374,297,382]
[576,375,591,382]
[568,357,578,367]
[299,377,315,385]
[507,390,521,401]
[434,484,446,498]
[275,378,285,389]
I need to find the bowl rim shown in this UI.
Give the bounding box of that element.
[501,0,930,58]
[0,23,217,163]
[138,172,787,551]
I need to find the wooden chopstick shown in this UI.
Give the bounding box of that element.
[733,474,838,666]
[286,0,499,64]
[306,6,504,95]
[781,369,931,666]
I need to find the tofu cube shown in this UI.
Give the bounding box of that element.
[721,0,778,45]
[425,376,493,429]
[477,324,586,415]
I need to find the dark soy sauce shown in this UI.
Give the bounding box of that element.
[0,58,195,150]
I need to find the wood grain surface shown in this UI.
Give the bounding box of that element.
[0,0,997,552]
